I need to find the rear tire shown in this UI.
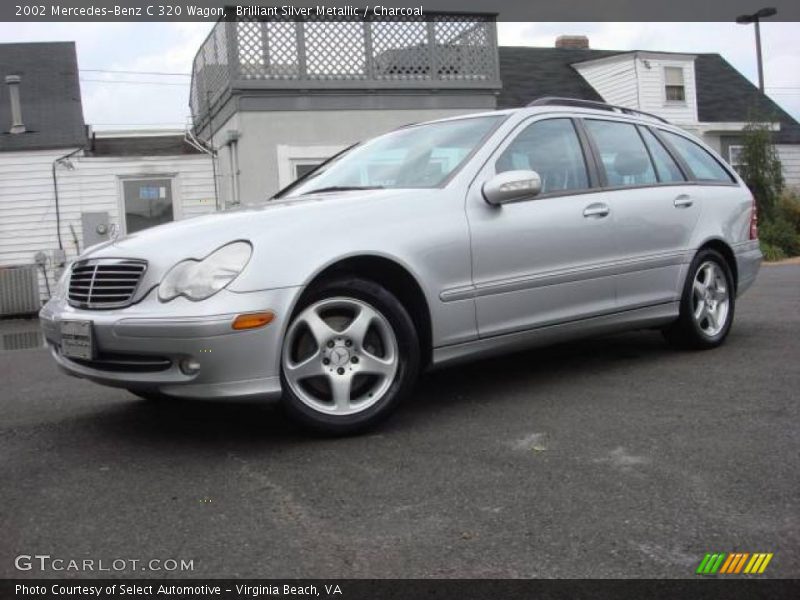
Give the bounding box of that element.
[280,276,420,435]
[664,249,735,350]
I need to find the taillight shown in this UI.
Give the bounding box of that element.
[749,196,758,240]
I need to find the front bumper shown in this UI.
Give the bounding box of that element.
[39,286,300,400]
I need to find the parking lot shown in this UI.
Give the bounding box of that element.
[1,265,798,579]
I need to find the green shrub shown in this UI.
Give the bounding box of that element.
[759,216,800,258]
[739,121,784,219]
[760,241,787,262]
[777,192,800,231]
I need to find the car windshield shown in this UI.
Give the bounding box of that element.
[281,115,503,197]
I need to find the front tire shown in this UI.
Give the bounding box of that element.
[280,277,420,435]
[664,249,735,349]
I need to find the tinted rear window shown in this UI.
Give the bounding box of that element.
[660,131,734,183]
[584,120,658,188]
[639,127,685,183]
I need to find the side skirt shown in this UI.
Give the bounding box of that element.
[430,302,679,370]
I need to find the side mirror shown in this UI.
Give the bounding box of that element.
[482,170,542,206]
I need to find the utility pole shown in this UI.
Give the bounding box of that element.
[736,7,778,93]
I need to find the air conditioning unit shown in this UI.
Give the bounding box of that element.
[0,265,41,316]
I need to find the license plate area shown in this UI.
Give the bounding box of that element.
[60,320,95,360]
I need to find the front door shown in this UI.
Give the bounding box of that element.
[121,178,175,234]
[466,117,618,338]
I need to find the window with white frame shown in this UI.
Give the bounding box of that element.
[293,161,321,180]
[664,66,686,102]
[276,145,346,189]
[728,145,744,169]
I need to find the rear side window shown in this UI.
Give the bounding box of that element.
[584,120,658,187]
[659,131,734,183]
[639,127,685,183]
[495,118,590,195]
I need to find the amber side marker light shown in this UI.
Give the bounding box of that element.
[232,312,275,330]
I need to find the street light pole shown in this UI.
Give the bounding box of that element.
[753,18,764,92]
[736,7,777,94]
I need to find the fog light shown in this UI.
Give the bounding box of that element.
[180,358,201,375]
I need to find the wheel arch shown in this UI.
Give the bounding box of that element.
[294,254,433,368]
[695,238,738,291]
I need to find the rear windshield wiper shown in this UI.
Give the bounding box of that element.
[301,185,384,195]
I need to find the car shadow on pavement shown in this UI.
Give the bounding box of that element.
[74,328,679,448]
[410,328,680,409]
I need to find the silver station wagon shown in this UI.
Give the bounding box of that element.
[41,98,762,434]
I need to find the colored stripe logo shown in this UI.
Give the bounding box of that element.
[696,552,773,574]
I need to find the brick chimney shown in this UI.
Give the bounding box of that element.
[555,35,590,50]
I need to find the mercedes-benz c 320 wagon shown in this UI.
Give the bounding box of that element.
[41,98,762,434]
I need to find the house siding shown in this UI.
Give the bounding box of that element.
[0,149,216,307]
[573,56,639,109]
[0,148,76,304]
[634,56,698,124]
[574,55,699,125]
[777,145,800,189]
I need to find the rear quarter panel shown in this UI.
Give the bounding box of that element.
[688,183,753,249]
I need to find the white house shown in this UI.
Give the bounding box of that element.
[497,36,800,187]
[0,42,217,314]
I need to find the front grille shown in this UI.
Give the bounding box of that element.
[68,258,147,309]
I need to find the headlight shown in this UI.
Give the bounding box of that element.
[158,241,252,302]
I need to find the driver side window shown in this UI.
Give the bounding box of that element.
[495,118,590,195]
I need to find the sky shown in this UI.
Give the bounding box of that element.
[1,21,798,130]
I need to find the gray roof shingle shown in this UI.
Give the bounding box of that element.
[497,46,800,144]
[90,135,203,156]
[694,53,800,143]
[0,42,86,152]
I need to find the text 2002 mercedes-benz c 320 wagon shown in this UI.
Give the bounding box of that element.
[41,98,762,434]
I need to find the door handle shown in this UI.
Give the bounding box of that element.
[674,194,693,208]
[583,203,610,218]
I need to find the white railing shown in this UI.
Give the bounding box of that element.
[190,14,500,129]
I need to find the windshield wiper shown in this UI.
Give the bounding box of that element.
[301,185,384,195]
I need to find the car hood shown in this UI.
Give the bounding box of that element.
[86,189,410,263]
[78,188,425,296]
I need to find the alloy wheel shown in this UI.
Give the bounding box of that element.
[282,297,399,416]
[692,261,730,337]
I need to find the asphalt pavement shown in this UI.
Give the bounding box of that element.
[1,265,798,579]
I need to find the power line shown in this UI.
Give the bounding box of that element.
[80,68,190,77]
[80,78,190,87]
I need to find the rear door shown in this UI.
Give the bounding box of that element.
[466,116,618,338]
[580,118,700,310]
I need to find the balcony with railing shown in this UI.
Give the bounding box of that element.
[190,14,501,133]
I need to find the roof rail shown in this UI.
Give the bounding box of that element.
[526,96,670,124]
